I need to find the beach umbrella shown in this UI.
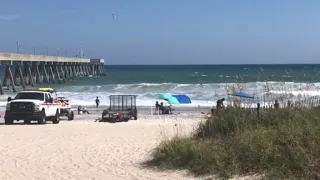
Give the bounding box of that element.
[155,93,180,104]
[229,91,254,99]
[172,95,192,104]
[155,94,192,104]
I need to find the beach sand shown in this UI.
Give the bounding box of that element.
[0,110,208,180]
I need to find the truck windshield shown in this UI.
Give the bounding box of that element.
[14,92,44,101]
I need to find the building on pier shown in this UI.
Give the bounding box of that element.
[0,52,106,94]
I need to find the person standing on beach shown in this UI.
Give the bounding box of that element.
[155,101,160,114]
[216,98,225,112]
[274,100,279,109]
[95,97,100,108]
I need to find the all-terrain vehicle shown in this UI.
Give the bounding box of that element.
[38,88,74,120]
[56,97,74,120]
[101,95,138,123]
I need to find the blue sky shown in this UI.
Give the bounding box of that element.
[1,0,320,65]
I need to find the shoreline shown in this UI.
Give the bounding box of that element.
[0,105,212,115]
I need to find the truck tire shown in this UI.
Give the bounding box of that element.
[68,111,74,121]
[52,110,60,124]
[112,118,117,123]
[5,118,13,125]
[38,110,46,124]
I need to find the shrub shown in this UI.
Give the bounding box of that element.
[145,107,320,179]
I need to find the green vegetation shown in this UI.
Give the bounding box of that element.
[144,107,320,179]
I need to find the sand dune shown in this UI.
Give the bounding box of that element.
[0,114,204,180]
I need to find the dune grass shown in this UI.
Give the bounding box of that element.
[144,107,320,179]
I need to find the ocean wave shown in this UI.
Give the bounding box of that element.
[0,81,320,107]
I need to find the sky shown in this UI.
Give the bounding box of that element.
[1,0,320,65]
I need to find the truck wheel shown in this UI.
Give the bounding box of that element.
[68,111,74,121]
[38,110,46,124]
[112,118,117,123]
[52,110,60,124]
[5,118,13,125]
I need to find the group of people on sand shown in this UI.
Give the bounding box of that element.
[155,101,173,114]
[216,98,241,111]
[215,98,239,110]
[77,97,100,114]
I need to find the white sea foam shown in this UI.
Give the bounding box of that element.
[0,81,320,107]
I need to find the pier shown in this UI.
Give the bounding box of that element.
[0,52,105,94]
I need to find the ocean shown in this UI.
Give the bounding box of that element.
[1,64,320,107]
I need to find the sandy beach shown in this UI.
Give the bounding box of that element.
[0,109,207,180]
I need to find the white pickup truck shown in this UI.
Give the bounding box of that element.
[4,90,61,125]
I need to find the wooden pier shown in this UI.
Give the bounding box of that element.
[0,52,106,94]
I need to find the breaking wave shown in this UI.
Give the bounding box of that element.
[1,82,320,107]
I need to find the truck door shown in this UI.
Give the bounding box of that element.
[44,93,51,116]
[49,93,59,116]
[46,93,54,116]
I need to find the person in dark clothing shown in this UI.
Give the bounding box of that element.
[155,101,160,114]
[216,98,225,112]
[159,102,165,114]
[83,107,90,114]
[274,100,279,109]
[216,100,220,111]
[95,97,100,108]
[78,105,90,114]
[287,100,292,108]
[78,105,82,114]
[158,102,169,114]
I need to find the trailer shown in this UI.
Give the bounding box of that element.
[101,95,138,123]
